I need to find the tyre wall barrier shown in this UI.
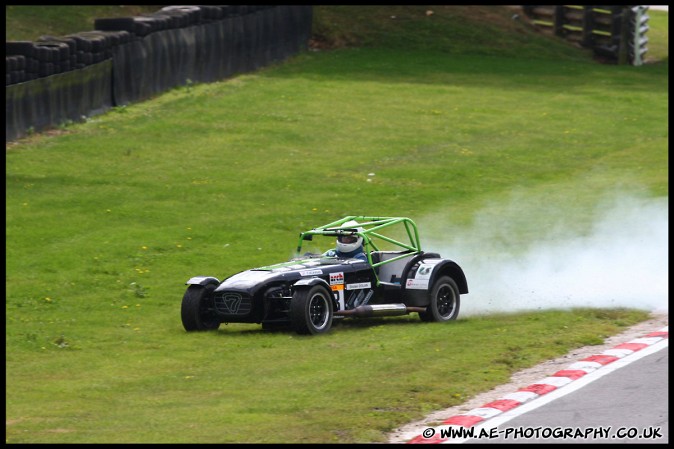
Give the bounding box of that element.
[6,5,313,142]
[6,60,113,142]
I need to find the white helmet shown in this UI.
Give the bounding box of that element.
[336,220,364,253]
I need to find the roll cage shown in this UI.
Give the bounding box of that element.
[296,216,423,275]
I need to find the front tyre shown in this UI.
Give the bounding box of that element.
[290,285,333,335]
[181,284,220,331]
[419,275,460,322]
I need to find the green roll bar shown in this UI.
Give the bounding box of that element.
[296,216,422,271]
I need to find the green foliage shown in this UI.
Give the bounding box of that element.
[5,5,667,444]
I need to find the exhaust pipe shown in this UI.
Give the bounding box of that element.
[334,304,427,317]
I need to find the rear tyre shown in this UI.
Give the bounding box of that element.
[181,284,220,331]
[419,275,460,322]
[290,285,333,335]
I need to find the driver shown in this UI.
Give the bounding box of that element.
[323,220,368,262]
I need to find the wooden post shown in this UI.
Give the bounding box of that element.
[581,6,593,48]
[617,7,629,65]
[553,6,565,37]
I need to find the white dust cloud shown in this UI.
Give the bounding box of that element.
[423,192,668,316]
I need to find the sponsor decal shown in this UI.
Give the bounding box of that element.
[330,272,345,285]
[299,269,323,276]
[346,282,371,290]
[289,264,307,270]
[346,289,373,308]
[416,264,434,279]
[363,289,373,305]
[406,278,429,290]
[331,284,344,291]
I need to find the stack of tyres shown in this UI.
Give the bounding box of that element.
[94,5,204,38]
[5,54,26,85]
[193,5,225,22]
[159,5,203,26]
[6,41,37,84]
[33,40,71,76]
[67,31,111,65]
[5,30,133,86]
[37,35,78,74]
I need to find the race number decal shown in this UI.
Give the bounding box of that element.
[332,288,345,310]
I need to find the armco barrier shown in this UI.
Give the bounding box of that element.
[6,5,313,142]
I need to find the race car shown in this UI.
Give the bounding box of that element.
[181,216,468,335]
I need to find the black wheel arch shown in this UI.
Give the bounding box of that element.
[401,255,468,295]
[431,260,468,294]
[185,276,220,287]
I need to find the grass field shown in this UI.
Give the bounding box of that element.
[5,6,668,443]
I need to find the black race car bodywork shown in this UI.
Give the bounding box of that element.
[181,216,468,334]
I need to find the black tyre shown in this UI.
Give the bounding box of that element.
[290,285,333,335]
[181,284,220,331]
[419,275,460,322]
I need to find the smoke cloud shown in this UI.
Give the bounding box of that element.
[423,191,668,316]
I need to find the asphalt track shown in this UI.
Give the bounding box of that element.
[463,340,668,444]
[402,325,668,444]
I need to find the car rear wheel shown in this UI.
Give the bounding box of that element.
[290,285,333,335]
[181,284,220,331]
[419,275,460,322]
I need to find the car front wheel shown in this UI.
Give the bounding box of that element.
[181,284,220,331]
[419,275,460,322]
[290,285,333,335]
